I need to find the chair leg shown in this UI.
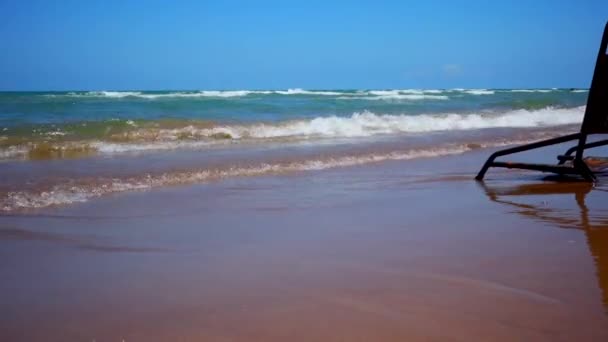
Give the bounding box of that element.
[475,133,582,181]
[575,158,597,182]
[574,134,597,182]
[557,138,608,165]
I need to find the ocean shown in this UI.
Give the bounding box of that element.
[0,88,589,211]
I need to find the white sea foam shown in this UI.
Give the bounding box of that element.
[61,88,579,98]
[0,141,520,211]
[464,89,495,95]
[44,89,511,99]
[340,94,449,101]
[339,89,449,100]
[0,132,564,212]
[86,91,143,98]
[99,91,259,99]
[91,140,217,153]
[370,94,449,100]
[510,89,554,93]
[0,146,29,160]
[0,106,586,159]
[59,89,346,98]
[155,106,583,141]
[197,90,260,97]
[366,90,447,96]
[571,89,589,93]
[81,106,583,155]
[50,88,584,99]
[274,88,345,96]
[44,131,67,136]
[368,90,410,96]
[196,89,345,97]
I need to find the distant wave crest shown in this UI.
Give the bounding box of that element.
[38,88,579,100]
[57,89,346,99]
[463,89,495,95]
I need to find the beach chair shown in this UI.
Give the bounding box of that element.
[476,22,608,182]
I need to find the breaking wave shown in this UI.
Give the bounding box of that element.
[41,88,515,99]
[36,88,583,100]
[35,88,587,100]
[464,89,495,95]
[192,106,583,139]
[0,106,585,160]
[53,89,347,99]
[510,89,554,93]
[339,90,449,100]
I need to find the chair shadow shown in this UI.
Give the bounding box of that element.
[479,180,608,312]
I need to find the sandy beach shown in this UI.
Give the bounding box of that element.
[1,146,607,341]
[3,1,607,340]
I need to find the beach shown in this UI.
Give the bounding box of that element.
[1,144,607,341]
[3,0,608,339]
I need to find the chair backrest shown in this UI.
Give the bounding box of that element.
[581,22,608,134]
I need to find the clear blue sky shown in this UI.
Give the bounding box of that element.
[0,0,607,90]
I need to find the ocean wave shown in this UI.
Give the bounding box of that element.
[368,90,427,96]
[0,106,585,159]
[54,89,347,99]
[0,145,29,159]
[37,88,585,100]
[571,89,588,93]
[94,90,257,99]
[339,94,449,101]
[160,106,583,140]
[510,89,554,93]
[273,88,345,96]
[193,90,350,97]
[464,89,495,95]
[335,89,450,100]
[41,88,534,99]
[83,91,143,98]
[190,90,259,97]
[0,139,541,211]
[91,140,218,153]
[276,89,447,96]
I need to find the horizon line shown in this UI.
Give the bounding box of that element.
[0,87,591,92]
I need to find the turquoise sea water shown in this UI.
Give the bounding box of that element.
[0,88,588,127]
[0,88,590,211]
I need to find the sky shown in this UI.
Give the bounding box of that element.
[0,0,607,90]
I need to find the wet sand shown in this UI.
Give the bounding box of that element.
[1,148,608,341]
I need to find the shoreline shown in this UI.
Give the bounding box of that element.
[0,126,592,212]
[1,147,607,341]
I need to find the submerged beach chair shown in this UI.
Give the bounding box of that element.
[476,22,608,182]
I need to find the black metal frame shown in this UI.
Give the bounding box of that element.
[476,21,608,182]
[557,138,608,164]
[476,133,595,181]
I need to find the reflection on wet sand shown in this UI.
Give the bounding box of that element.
[481,180,608,312]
